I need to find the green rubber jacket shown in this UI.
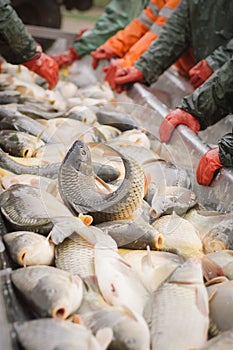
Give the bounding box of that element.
[135,0,233,84]
[71,0,148,57]
[0,0,37,64]
[180,57,233,167]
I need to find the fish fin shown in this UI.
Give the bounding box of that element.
[207,289,217,303]
[143,173,150,197]
[95,328,113,350]
[83,275,100,293]
[36,129,45,143]
[121,306,138,322]
[201,255,224,281]
[78,213,93,226]
[95,174,112,193]
[142,246,153,268]
[73,314,85,325]
[195,285,209,317]
[205,276,228,287]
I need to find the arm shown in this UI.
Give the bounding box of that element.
[135,0,190,85]
[219,132,233,167]
[71,0,147,57]
[0,0,37,64]
[206,38,233,71]
[181,57,233,130]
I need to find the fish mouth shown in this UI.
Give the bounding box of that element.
[154,234,164,250]
[22,148,33,158]
[18,250,27,266]
[52,306,67,319]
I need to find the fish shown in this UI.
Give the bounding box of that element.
[17,104,64,120]
[149,182,197,219]
[184,208,233,240]
[96,108,140,131]
[109,129,151,149]
[151,213,224,281]
[93,162,120,183]
[58,140,145,223]
[95,125,121,141]
[75,276,150,350]
[66,105,97,125]
[55,224,117,278]
[0,106,54,143]
[3,231,55,266]
[97,219,159,250]
[11,265,83,319]
[36,117,106,148]
[15,318,112,350]
[206,276,233,336]
[0,172,58,195]
[142,159,191,194]
[206,250,233,279]
[0,148,60,179]
[94,243,150,315]
[55,233,95,279]
[195,328,233,350]
[0,184,73,234]
[0,90,20,104]
[144,257,209,350]
[119,248,183,292]
[0,130,44,158]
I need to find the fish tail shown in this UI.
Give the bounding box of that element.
[201,255,224,281]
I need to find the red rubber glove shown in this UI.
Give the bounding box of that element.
[23,52,59,90]
[91,46,118,70]
[114,66,145,93]
[50,46,81,68]
[159,108,200,143]
[196,147,223,186]
[189,60,214,89]
[103,60,122,90]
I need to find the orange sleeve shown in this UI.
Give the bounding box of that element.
[104,0,166,57]
[104,18,149,57]
[118,31,158,67]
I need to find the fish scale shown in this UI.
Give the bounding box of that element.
[58,140,145,223]
[55,235,95,278]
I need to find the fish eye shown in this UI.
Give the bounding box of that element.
[125,337,136,347]
[80,148,87,156]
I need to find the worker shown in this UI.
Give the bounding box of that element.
[50,0,147,68]
[159,55,233,186]
[113,0,233,93]
[91,0,194,90]
[0,0,59,89]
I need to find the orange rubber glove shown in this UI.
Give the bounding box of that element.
[23,52,59,90]
[159,108,200,143]
[196,147,223,186]
[91,46,118,70]
[189,60,214,89]
[114,66,145,93]
[50,46,81,69]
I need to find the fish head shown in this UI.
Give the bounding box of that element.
[63,140,92,172]
[112,309,150,350]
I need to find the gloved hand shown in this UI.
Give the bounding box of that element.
[50,46,81,68]
[159,108,200,143]
[91,46,118,70]
[114,66,145,92]
[103,60,122,90]
[23,52,59,90]
[189,60,214,89]
[196,147,223,186]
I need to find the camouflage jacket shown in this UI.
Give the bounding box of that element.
[0,0,37,64]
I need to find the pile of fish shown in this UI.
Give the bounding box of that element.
[0,61,233,350]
